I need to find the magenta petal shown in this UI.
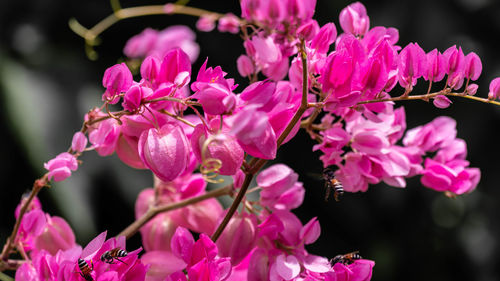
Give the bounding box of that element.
[138,123,190,182]
[275,254,300,280]
[143,250,187,281]
[82,231,107,260]
[171,227,194,264]
[433,95,452,109]
[22,209,46,236]
[230,107,277,159]
[300,217,321,245]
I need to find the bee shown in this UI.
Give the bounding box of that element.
[322,168,344,202]
[78,258,94,281]
[100,248,128,264]
[330,251,362,265]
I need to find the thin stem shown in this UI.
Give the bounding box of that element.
[0,272,14,281]
[211,173,253,241]
[158,110,196,128]
[69,4,229,48]
[276,41,309,146]
[0,177,47,262]
[0,259,25,273]
[117,185,232,239]
[356,90,500,106]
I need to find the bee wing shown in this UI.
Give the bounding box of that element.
[82,231,107,260]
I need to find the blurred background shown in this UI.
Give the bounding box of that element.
[2,0,500,280]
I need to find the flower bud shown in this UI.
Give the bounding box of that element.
[466,83,478,95]
[339,2,370,36]
[138,123,191,182]
[433,95,452,109]
[216,212,257,266]
[71,132,87,153]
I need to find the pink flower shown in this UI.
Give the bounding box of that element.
[310,22,337,54]
[88,118,121,156]
[122,84,152,112]
[443,45,466,89]
[403,116,457,153]
[71,132,87,153]
[123,28,159,57]
[424,49,446,82]
[236,55,254,77]
[44,152,78,182]
[488,77,500,100]
[216,212,257,266]
[138,123,191,182]
[297,20,320,41]
[34,215,76,255]
[218,13,240,34]
[250,35,282,67]
[229,106,277,159]
[124,26,199,62]
[421,158,480,195]
[397,43,427,89]
[190,125,244,176]
[102,63,133,104]
[464,52,482,81]
[339,2,370,36]
[158,48,192,86]
[257,164,305,210]
[140,55,161,87]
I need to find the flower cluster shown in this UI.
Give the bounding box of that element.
[7,0,499,281]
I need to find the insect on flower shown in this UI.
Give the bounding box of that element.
[323,168,344,202]
[330,251,362,265]
[101,247,128,264]
[75,231,107,280]
[78,258,94,281]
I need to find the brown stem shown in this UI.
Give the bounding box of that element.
[356,90,500,106]
[211,42,310,242]
[1,177,47,263]
[69,4,232,49]
[0,259,26,272]
[211,173,253,241]
[276,41,309,147]
[117,185,232,239]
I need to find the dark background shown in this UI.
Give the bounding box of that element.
[2,0,500,280]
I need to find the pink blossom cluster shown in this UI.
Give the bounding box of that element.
[32,0,500,281]
[14,200,147,281]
